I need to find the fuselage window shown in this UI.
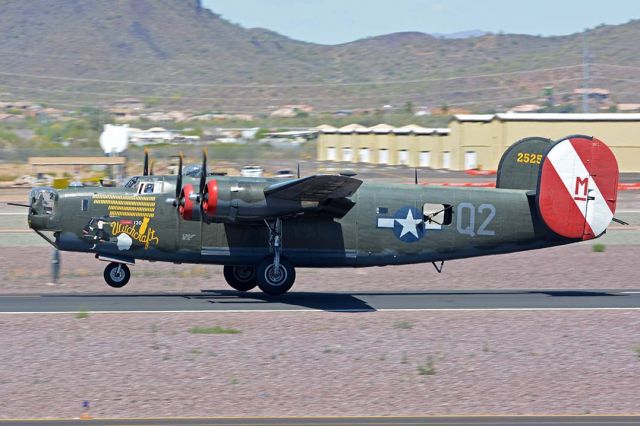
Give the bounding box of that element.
[81,199,89,211]
[423,203,453,229]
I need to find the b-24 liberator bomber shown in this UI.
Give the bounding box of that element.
[22,135,620,296]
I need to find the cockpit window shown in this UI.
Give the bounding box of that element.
[143,183,155,194]
[124,176,139,189]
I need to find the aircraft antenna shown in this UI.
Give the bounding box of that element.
[297,163,300,178]
[414,168,418,185]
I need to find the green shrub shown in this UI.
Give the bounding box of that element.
[417,357,436,375]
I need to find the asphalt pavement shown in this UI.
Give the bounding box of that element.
[1,289,639,313]
[1,416,640,426]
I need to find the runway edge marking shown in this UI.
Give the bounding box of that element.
[2,307,640,315]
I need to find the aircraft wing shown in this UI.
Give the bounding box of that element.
[264,175,362,202]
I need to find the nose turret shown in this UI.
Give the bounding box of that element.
[27,187,58,231]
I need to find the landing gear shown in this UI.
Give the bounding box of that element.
[223,265,257,291]
[257,218,296,296]
[256,256,295,296]
[103,262,130,288]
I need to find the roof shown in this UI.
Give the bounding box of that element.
[453,114,495,122]
[315,124,338,133]
[338,123,368,133]
[368,123,395,134]
[617,104,640,112]
[393,124,435,135]
[455,113,640,122]
[29,157,127,166]
[496,113,640,121]
[320,123,452,135]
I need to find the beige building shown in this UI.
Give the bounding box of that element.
[316,113,640,173]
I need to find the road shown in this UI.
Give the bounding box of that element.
[1,289,639,313]
[1,416,640,426]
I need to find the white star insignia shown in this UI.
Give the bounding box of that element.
[396,209,423,238]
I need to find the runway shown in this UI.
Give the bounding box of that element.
[1,289,640,313]
[1,416,640,425]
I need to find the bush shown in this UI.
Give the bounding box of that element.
[417,356,436,375]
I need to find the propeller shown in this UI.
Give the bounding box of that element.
[175,152,183,200]
[198,148,208,204]
[143,148,149,176]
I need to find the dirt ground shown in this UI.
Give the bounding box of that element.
[1,310,639,419]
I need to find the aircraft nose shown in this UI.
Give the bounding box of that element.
[28,187,58,230]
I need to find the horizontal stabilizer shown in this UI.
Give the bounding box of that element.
[265,175,362,202]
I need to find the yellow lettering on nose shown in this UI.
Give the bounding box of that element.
[139,217,150,235]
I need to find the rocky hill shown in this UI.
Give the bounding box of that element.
[0,0,638,112]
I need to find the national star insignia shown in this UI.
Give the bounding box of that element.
[395,208,423,238]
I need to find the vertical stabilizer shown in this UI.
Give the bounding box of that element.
[536,135,618,240]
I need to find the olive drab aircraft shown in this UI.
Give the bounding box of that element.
[21,135,623,296]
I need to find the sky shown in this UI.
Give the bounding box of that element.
[202,0,638,45]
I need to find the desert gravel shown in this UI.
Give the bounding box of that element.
[0,310,639,418]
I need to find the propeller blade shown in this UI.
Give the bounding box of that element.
[297,163,300,178]
[414,168,418,185]
[149,160,155,176]
[199,148,207,198]
[143,148,149,176]
[175,152,183,200]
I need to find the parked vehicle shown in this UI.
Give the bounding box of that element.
[275,169,295,178]
[240,165,263,177]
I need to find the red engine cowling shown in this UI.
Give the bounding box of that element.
[178,183,196,220]
[202,179,219,217]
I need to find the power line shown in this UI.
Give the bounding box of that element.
[0,77,584,103]
[0,64,584,89]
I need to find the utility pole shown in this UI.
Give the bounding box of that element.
[582,30,590,113]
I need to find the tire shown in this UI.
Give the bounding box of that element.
[103,262,131,288]
[256,257,296,296]
[223,265,257,292]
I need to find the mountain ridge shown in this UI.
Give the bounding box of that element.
[0,1,638,112]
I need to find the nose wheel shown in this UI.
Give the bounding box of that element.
[104,262,131,288]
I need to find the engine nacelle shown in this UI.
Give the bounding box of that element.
[201,179,314,223]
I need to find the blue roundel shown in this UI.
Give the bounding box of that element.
[393,206,425,243]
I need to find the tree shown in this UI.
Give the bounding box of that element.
[404,101,414,114]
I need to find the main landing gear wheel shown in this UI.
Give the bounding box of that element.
[256,256,296,296]
[223,265,257,292]
[103,262,130,288]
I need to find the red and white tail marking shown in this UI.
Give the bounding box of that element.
[538,136,618,240]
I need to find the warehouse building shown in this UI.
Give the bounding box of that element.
[316,113,640,172]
